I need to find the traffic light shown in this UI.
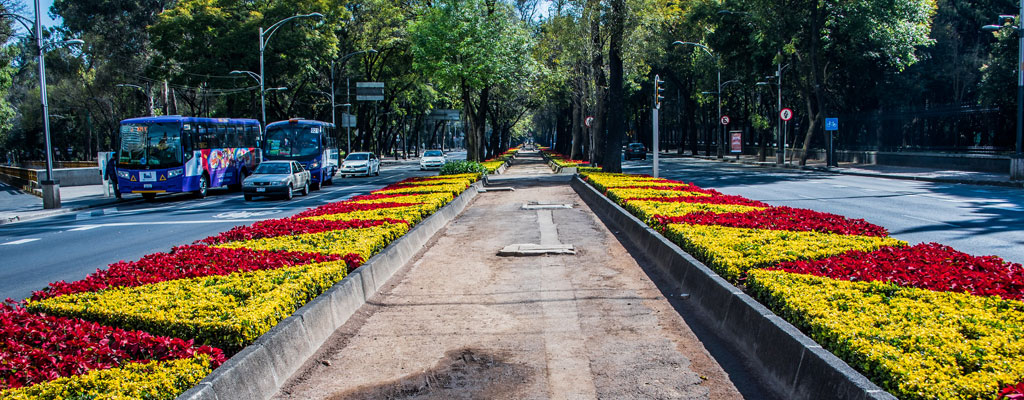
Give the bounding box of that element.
[654,74,666,109]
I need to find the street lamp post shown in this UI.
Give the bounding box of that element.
[3,4,85,209]
[983,6,1024,180]
[115,84,154,115]
[758,62,790,165]
[255,13,323,132]
[674,41,724,158]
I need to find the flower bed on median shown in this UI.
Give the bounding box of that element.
[7,173,478,397]
[578,170,1024,400]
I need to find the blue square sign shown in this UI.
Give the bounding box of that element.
[825,118,839,131]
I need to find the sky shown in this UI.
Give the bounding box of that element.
[12,0,61,31]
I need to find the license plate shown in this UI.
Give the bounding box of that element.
[143,184,152,189]
[256,188,266,192]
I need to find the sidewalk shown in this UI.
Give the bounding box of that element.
[274,152,744,399]
[0,182,136,225]
[673,153,1023,188]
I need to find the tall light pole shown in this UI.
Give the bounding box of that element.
[758,62,790,165]
[230,69,287,127]
[674,41,723,158]
[3,7,85,209]
[983,8,1024,180]
[256,13,323,133]
[115,84,154,115]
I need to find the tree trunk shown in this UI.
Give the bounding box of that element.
[799,1,826,166]
[570,98,583,160]
[603,0,625,173]
[589,0,606,166]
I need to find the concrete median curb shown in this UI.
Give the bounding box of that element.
[176,181,482,400]
[570,176,895,400]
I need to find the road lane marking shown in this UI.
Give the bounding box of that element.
[2,238,40,245]
[900,214,956,226]
[797,194,827,202]
[64,220,263,229]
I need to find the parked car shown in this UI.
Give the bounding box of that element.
[340,152,381,177]
[420,150,446,170]
[242,160,310,201]
[625,143,647,160]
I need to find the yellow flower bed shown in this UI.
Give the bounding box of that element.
[582,172,669,191]
[482,160,506,173]
[662,223,905,280]
[623,200,765,225]
[402,178,473,186]
[374,182,470,197]
[748,269,1024,400]
[0,355,214,400]
[27,261,350,350]
[300,204,436,224]
[423,173,479,185]
[605,187,710,203]
[215,223,410,259]
[350,192,454,209]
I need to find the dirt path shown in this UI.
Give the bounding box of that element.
[275,153,741,399]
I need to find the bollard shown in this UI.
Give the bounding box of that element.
[42,180,61,209]
[1012,155,1024,181]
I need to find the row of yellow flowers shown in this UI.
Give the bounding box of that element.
[482,146,521,173]
[8,173,480,398]
[579,170,1024,400]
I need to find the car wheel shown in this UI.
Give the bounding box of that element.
[285,185,293,200]
[244,194,253,201]
[301,181,309,196]
[195,174,209,199]
[374,165,380,176]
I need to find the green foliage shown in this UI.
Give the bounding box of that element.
[440,160,488,176]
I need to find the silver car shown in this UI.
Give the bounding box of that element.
[340,152,380,177]
[420,150,446,170]
[242,160,310,201]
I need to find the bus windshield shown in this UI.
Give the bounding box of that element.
[264,125,322,159]
[118,122,183,168]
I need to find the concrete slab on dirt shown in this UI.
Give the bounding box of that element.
[497,243,576,256]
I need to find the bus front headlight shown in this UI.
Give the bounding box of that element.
[309,161,320,169]
[167,168,185,178]
[116,170,130,179]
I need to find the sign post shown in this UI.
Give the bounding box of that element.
[825,117,839,167]
[355,82,384,101]
[653,75,665,177]
[780,108,794,164]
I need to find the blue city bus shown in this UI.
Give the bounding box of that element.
[262,119,339,189]
[116,116,261,200]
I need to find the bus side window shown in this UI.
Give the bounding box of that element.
[182,123,194,157]
[246,126,258,148]
[196,123,208,150]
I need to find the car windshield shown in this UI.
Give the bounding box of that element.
[118,122,183,168]
[346,153,369,161]
[264,125,323,159]
[424,151,443,157]
[254,163,290,174]
[629,144,643,149]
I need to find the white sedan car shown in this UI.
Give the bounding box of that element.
[242,161,310,201]
[420,150,446,170]
[340,152,381,177]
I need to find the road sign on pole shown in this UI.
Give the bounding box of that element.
[825,118,839,131]
[356,82,384,101]
[585,116,594,128]
[427,109,460,121]
[720,115,730,125]
[340,113,356,128]
[780,108,794,121]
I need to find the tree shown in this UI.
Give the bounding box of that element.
[410,0,535,161]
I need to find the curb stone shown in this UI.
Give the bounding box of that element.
[176,181,481,400]
[570,176,896,400]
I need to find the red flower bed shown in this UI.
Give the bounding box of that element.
[772,243,1024,301]
[655,206,888,237]
[199,218,404,245]
[630,194,770,208]
[292,201,419,219]
[1001,382,1024,399]
[347,192,422,202]
[0,303,225,389]
[616,185,722,196]
[32,246,347,301]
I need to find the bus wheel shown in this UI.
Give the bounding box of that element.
[244,194,253,201]
[142,193,156,201]
[311,173,322,190]
[229,170,246,191]
[195,174,209,199]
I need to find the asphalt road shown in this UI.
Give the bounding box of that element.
[622,156,1024,265]
[0,155,464,301]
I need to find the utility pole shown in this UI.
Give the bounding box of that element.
[653,75,665,178]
